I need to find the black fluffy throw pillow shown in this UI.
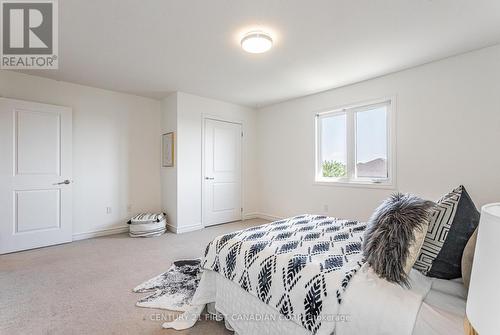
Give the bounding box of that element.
[363,193,435,287]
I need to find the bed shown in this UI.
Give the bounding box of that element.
[188,214,468,335]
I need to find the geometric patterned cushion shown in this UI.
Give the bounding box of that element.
[413,185,480,279]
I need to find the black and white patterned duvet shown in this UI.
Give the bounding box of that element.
[202,215,367,334]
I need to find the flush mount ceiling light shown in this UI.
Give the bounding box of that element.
[241,31,273,54]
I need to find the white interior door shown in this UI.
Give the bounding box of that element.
[203,118,242,226]
[0,98,72,254]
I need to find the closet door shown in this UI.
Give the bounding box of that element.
[203,118,242,226]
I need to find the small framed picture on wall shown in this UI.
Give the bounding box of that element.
[162,132,174,167]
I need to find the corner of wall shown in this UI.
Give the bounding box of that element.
[160,93,179,228]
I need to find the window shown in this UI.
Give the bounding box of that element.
[315,99,394,187]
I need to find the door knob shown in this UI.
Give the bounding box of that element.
[205,177,214,180]
[53,179,71,185]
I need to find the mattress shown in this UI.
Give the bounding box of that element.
[212,272,467,335]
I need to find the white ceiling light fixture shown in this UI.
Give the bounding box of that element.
[241,31,273,54]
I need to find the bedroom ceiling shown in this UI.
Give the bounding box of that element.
[19,0,500,107]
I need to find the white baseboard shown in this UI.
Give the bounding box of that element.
[165,213,281,234]
[243,212,283,222]
[72,225,129,241]
[167,222,204,234]
[72,213,283,240]
[242,212,259,220]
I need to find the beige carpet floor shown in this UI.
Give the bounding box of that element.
[0,219,267,335]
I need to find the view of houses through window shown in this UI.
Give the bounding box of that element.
[317,100,390,184]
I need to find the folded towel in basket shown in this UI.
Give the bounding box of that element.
[128,213,166,224]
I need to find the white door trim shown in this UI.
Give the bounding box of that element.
[201,114,244,228]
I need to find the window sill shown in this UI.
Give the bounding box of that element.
[313,179,396,190]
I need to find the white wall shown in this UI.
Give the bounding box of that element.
[160,92,258,233]
[4,44,499,238]
[257,45,500,221]
[0,71,162,237]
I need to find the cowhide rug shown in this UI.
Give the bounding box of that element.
[133,259,201,311]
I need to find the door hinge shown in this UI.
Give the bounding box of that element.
[241,207,243,213]
[241,131,244,137]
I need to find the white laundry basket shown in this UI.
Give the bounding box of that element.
[127,213,167,237]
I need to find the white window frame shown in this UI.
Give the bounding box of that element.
[314,97,396,189]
